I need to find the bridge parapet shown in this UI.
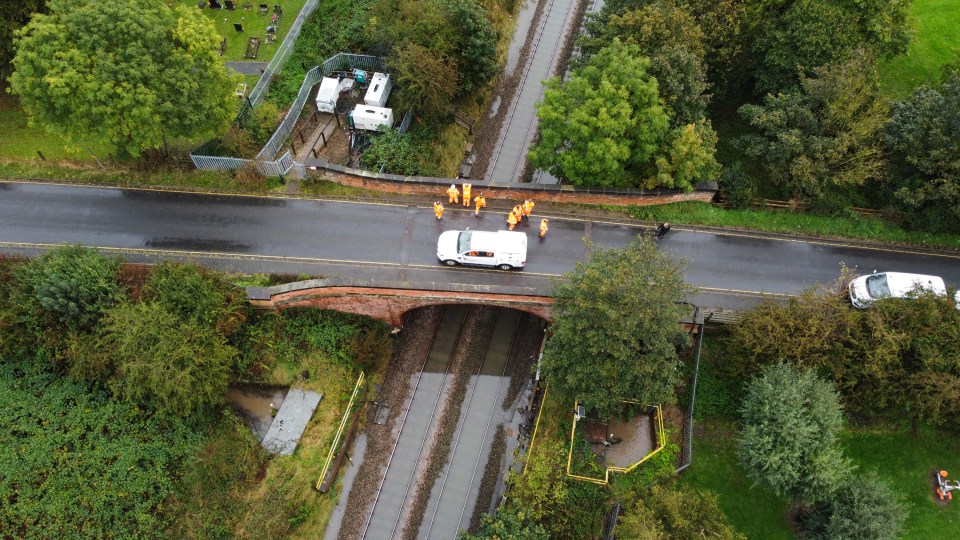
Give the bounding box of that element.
[246,278,554,328]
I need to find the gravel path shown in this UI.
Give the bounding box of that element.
[337,306,442,540]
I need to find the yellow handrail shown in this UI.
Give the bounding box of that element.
[523,384,548,473]
[316,371,365,491]
[566,403,666,485]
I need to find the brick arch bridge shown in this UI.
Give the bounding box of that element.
[246,279,554,328]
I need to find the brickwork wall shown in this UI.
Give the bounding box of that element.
[251,286,554,327]
[307,167,716,207]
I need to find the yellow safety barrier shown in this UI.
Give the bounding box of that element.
[524,384,548,473]
[316,371,365,491]
[565,401,666,485]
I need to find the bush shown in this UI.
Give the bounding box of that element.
[617,483,746,539]
[738,363,849,503]
[13,245,123,330]
[458,508,549,539]
[801,473,906,540]
[99,301,237,418]
[719,161,754,209]
[0,361,204,538]
[143,262,248,335]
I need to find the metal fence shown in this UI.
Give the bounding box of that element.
[676,307,705,474]
[257,53,387,161]
[247,0,320,109]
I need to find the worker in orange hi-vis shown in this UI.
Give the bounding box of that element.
[474,192,486,216]
[462,183,472,207]
[522,199,535,221]
[512,204,524,223]
[539,218,549,239]
[506,211,518,231]
[434,201,444,220]
[446,184,459,204]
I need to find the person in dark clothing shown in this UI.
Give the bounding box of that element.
[655,222,671,240]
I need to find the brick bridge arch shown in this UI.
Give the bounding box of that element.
[246,279,554,328]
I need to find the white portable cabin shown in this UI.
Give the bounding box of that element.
[315,77,341,113]
[350,105,395,131]
[363,72,392,107]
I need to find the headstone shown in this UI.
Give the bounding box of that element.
[208,0,222,8]
[225,0,236,9]
[234,22,244,32]
[273,4,283,14]
[259,3,268,12]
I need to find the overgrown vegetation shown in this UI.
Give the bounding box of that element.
[0,249,393,536]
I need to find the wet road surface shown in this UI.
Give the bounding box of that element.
[2,181,959,310]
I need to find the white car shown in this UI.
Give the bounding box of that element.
[437,230,527,270]
[848,272,953,308]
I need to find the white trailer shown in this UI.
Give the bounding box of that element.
[350,105,395,131]
[315,77,341,113]
[363,72,392,107]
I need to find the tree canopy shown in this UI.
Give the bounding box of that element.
[529,39,670,187]
[884,72,960,232]
[738,363,849,503]
[8,0,236,156]
[801,474,907,540]
[738,52,888,205]
[617,484,746,539]
[541,237,693,417]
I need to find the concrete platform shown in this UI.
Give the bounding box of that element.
[261,388,323,455]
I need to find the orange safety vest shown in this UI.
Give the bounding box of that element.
[540,220,549,235]
[447,186,459,202]
[462,184,471,202]
[523,200,535,215]
[434,203,444,218]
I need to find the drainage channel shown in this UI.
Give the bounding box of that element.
[418,308,522,540]
[361,305,468,540]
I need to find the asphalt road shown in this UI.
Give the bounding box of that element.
[2,181,959,310]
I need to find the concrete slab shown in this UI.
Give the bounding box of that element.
[261,388,323,455]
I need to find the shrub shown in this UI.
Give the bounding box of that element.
[738,363,849,503]
[720,161,754,209]
[801,473,906,540]
[100,301,237,418]
[13,245,123,330]
[143,262,248,335]
[617,483,746,539]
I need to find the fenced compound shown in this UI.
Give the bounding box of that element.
[191,52,387,178]
[676,307,705,474]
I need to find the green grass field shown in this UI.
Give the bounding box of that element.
[879,0,960,98]
[175,0,307,63]
[841,427,960,538]
[0,94,111,161]
[681,420,960,539]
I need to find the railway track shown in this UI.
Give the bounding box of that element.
[361,305,468,540]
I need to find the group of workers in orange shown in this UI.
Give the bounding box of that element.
[435,183,549,238]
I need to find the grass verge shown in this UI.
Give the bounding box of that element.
[679,420,795,540]
[878,0,960,99]
[0,95,112,161]
[841,426,960,538]
[624,201,960,250]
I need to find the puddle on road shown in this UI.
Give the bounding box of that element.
[226,384,289,442]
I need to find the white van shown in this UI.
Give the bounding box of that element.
[437,230,527,270]
[848,272,949,308]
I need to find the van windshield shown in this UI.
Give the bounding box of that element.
[457,231,472,253]
[865,273,891,299]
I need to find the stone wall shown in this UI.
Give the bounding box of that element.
[306,162,717,207]
[249,282,554,328]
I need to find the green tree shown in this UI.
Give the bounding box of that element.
[458,508,549,540]
[8,0,235,156]
[444,0,499,95]
[13,245,122,330]
[884,73,960,232]
[389,40,459,119]
[579,1,711,126]
[143,262,247,334]
[749,0,910,93]
[617,484,746,539]
[98,301,236,418]
[801,474,906,540]
[529,39,670,187]
[738,363,850,503]
[542,238,693,417]
[0,0,47,81]
[654,120,721,190]
[738,52,888,205]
